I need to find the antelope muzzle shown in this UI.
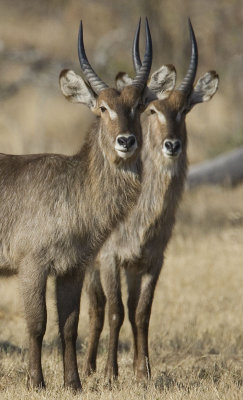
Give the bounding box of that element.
[162,139,182,158]
[115,133,138,159]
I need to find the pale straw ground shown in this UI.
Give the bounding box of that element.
[0,184,242,399]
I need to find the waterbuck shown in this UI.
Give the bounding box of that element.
[0,20,153,390]
[83,20,219,380]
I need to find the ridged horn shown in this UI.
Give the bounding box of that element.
[177,18,198,94]
[132,18,142,72]
[131,17,152,91]
[78,21,108,94]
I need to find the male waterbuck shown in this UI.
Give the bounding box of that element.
[83,20,219,380]
[0,20,153,390]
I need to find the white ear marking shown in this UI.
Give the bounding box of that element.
[59,69,97,109]
[115,72,133,91]
[189,71,219,107]
[148,64,176,100]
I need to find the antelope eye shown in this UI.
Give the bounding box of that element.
[100,106,107,113]
[150,109,156,115]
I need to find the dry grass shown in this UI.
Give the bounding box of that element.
[0,184,242,399]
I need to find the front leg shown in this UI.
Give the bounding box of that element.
[56,269,83,391]
[100,258,124,381]
[19,266,48,389]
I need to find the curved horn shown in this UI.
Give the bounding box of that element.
[78,21,108,94]
[177,18,198,94]
[131,17,152,91]
[132,18,142,72]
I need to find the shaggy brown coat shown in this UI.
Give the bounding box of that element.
[0,83,144,390]
[84,66,219,380]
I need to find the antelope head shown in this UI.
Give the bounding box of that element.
[59,20,153,165]
[117,19,219,173]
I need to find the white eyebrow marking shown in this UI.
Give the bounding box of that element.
[158,112,166,124]
[130,99,139,119]
[176,112,182,122]
[130,106,137,119]
[151,105,166,124]
[101,101,118,120]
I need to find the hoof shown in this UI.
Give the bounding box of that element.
[65,379,82,393]
[83,362,96,377]
[104,364,118,385]
[26,374,46,391]
[136,368,151,381]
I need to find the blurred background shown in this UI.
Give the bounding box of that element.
[0,0,242,164]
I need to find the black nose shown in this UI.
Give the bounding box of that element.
[117,135,136,150]
[164,139,181,154]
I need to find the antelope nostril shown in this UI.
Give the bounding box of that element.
[127,136,136,148]
[117,136,127,147]
[164,141,173,151]
[173,140,181,152]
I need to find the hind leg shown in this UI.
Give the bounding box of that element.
[126,258,162,380]
[83,267,106,376]
[100,258,124,381]
[56,269,83,391]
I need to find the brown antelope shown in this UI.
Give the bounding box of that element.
[83,20,219,381]
[0,20,153,391]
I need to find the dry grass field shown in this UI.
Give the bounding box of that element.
[0,1,242,399]
[0,184,242,399]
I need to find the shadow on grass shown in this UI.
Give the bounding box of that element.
[0,340,22,354]
[42,336,86,354]
[97,337,131,355]
[0,337,87,356]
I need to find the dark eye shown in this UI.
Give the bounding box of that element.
[150,109,156,115]
[100,106,106,113]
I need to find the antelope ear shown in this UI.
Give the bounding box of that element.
[188,71,219,107]
[59,69,97,110]
[115,71,152,109]
[148,64,176,100]
[115,72,133,91]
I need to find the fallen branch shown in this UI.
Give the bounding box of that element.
[187,146,243,188]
